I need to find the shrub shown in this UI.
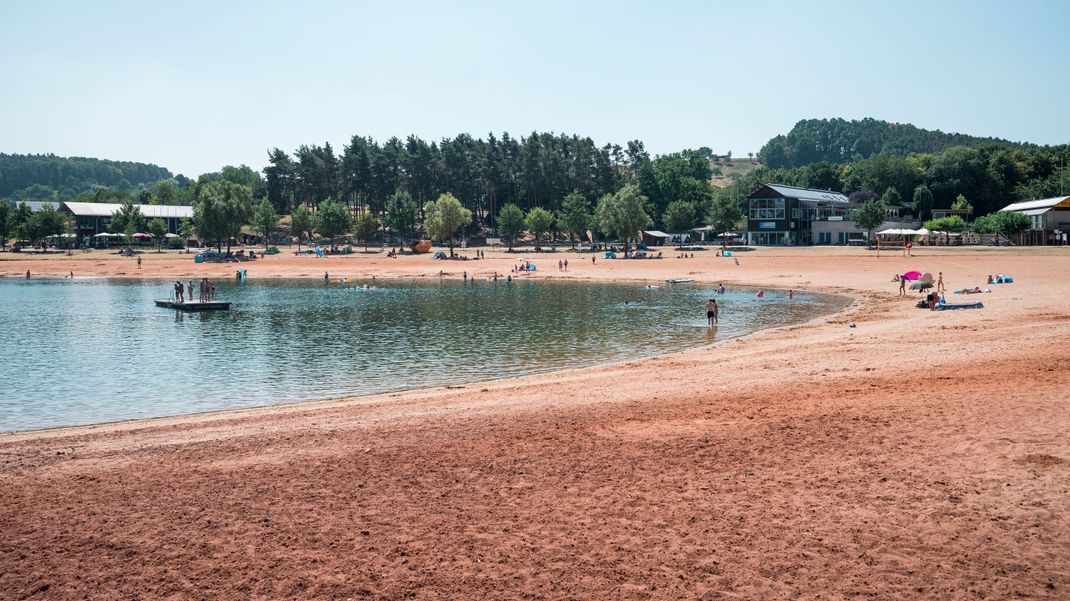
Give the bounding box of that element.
[167,236,187,249]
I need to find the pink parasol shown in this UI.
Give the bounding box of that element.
[902,271,923,280]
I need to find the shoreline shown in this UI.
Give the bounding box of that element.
[0,281,860,440]
[2,246,1068,598]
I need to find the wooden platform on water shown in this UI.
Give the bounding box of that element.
[154,300,231,312]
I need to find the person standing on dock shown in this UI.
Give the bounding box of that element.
[175,280,184,302]
[187,280,194,302]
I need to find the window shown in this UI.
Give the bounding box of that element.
[748,231,788,246]
[818,232,832,244]
[838,232,849,245]
[749,198,786,220]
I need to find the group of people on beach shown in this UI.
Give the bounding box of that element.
[174,278,215,303]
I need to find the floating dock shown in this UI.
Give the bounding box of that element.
[155,300,231,312]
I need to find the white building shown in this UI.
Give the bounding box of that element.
[998,196,1070,245]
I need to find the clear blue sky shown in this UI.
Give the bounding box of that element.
[2,0,1068,177]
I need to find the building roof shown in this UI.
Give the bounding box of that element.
[61,202,194,219]
[751,183,849,204]
[999,196,1070,213]
[642,230,672,237]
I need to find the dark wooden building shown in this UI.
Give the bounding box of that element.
[746,184,851,245]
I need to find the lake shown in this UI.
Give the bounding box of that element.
[0,278,849,432]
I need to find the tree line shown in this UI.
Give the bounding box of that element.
[0,153,173,202]
[4,119,1068,252]
[758,117,1031,169]
[716,142,1069,220]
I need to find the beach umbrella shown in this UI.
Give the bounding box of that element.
[909,281,933,291]
[164,232,180,238]
[902,270,923,280]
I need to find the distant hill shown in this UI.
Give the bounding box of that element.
[757,118,1031,169]
[709,157,764,189]
[0,153,173,202]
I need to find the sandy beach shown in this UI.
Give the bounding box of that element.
[1,246,1068,599]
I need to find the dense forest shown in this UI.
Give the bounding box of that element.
[263,134,653,221]
[723,142,1069,218]
[758,118,1030,169]
[3,119,1068,238]
[0,154,173,202]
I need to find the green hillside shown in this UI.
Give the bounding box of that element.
[758,118,1030,169]
[0,153,173,203]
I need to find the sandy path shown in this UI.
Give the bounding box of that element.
[1,247,1068,599]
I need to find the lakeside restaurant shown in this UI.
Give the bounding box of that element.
[745,184,851,245]
[60,202,193,244]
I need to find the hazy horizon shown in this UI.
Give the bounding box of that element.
[2,0,1068,177]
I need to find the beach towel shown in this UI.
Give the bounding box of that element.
[933,301,984,311]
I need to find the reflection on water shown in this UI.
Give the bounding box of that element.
[0,278,848,431]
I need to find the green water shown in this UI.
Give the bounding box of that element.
[0,278,849,432]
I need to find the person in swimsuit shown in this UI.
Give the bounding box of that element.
[705,299,719,325]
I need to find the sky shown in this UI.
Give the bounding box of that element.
[1,0,1068,177]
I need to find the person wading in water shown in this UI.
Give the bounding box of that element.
[705,298,719,325]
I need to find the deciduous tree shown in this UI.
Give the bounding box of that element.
[557,191,592,248]
[314,198,353,250]
[384,191,418,248]
[353,212,380,251]
[0,201,12,249]
[525,207,554,247]
[662,200,697,236]
[912,185,934,220]
[706,195,743,247]
[193,181,254,253]
[252,199,279,248]
[596,184,652,255]
[290,206,313,251]
[148,218,168,252]
[423,193,472,257]
[849,198,886,247]
[496,204,525,251]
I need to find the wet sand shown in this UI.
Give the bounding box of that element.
[2,246,1069,599]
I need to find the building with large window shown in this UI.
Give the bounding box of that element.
[745,184,851,245]
[60,202,193,243]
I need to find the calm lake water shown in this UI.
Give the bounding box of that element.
[0,278,849,432]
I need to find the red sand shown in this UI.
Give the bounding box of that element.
[1,247,1068,599]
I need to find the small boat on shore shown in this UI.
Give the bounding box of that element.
[666,278,694,284]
